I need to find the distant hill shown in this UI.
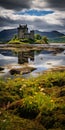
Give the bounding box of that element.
[35,30,65,43]
[49,36,65,43]
[0,28,65,42]
[0,29,17,42]
[35,30,65,39]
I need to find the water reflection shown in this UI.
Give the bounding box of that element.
[0,50,18,78]
[0,50,18,66]
[28,49,65,76]
[0,46,65,78]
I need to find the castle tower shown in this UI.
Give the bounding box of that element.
[18,24,28,39]
[30,30,34,39]
[18,24,34,40]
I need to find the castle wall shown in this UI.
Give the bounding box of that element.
[30,31,34,39]
[24,34,30,39]
[18,30,24,39]
[18,25,34,39]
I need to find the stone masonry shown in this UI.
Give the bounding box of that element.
[18,24,34,39]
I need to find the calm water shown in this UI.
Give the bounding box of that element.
[0,50,18,66]
[0,54,18,66]
[0,44,65,78]
[28,49,65,76]
[0,50,18,78]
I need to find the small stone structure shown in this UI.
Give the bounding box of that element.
[18,24,34,39]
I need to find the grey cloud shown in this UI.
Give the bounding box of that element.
[0,0,65,33]
[0,0,32,10]
[0,15,65,33]
[33,18,63,31]
[0,17,16,27]
[0,16,30,28]
[45,0,65,11]
[0,0,65,11]
[32,0,65,11]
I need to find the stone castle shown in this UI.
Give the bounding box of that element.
[18,24,34,39]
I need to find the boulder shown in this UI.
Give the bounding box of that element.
[10,67,36,75]
[0,67,4,71]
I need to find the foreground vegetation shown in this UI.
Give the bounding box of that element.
[0,69,65,130]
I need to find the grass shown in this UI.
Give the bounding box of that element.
[49,36,65,43]
[0,70,65,130]
[8,37,35,44]
[0,112,45,130]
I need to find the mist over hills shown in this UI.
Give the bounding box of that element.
[0,28,65,42]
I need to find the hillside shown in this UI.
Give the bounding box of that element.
[0,28,65,42]
[49,36,65,43]
[0,29,17,42]
[35,30,65,38]
[35,30,65,43]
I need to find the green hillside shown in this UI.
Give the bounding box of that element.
[49,36,65,43]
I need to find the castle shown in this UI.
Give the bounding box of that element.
[18,24,34,39]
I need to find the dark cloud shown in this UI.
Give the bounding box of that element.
[33,18,65,32]
[0,0,65,32]
[0,17,13,27]
[0,17,22,27]
[46,0,65,11]
[0,16,30,29]
[0,0,65,11]
[0,0,32,10]
[0,15,65,33]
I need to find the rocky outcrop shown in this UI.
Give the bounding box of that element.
[0,67,4,71]
[10,66,36,75]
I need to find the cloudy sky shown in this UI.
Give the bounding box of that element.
[0,0,65,33]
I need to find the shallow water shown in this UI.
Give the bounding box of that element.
[0,50,18,66]
[0,50,18,78]
[28,49,65,76]
[0,44,65,78]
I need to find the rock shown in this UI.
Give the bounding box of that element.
[10,67,36,75]
[10,69,20,75]
[0,67,4,71]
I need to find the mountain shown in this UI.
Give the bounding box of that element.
[49,36,65,43]
[35,30,65,39]
[35,30,65,43]
[0,29,17,42]
[0,28,65,42]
